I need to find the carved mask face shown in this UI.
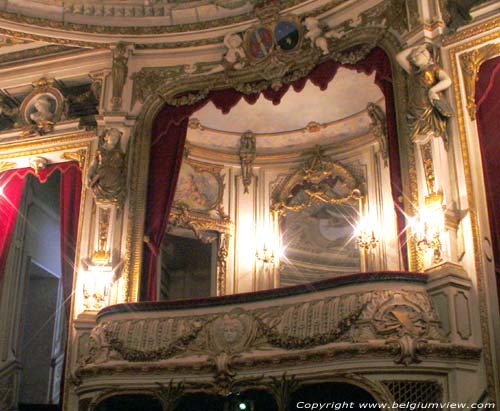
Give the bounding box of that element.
[222,319,242,343]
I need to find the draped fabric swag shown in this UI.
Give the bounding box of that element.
[0,162,82,316]
[142,48,406,301]
[475,55,500,301]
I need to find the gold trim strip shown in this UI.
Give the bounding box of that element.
[448,28,500,399]
[443,15,500,46]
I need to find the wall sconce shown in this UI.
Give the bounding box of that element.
[255,244,275,264]
[355,215,378,250]
[410,208,443,265]
[82,265,114,311]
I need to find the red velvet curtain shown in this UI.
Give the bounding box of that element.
[142,47,406,300]
[59,162,82,317]
[475,55,500,301]
[0,169,29,283]
[0,163,81,315]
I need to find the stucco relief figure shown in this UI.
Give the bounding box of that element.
[304,17,329,55]
[111,43,128,109]
[223,32,246,70]
[396,44,453,145]
[29,95,54,124]
[87,128,127,204]
[239,131,256,194]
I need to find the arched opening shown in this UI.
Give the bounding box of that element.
[141,47,406,301]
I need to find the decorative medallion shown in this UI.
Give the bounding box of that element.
[173,160,224,213]
[243,16,303,61]
[245,26,274,59]
[274,20,301,52]
[18,78,65,135]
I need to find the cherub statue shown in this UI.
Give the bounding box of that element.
[303,16,329,55]
[223,32,246,70]
[87,128,127,204]
[396,44,452,145]
[30,95,54,123]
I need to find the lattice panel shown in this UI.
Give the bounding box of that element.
[383,380,443,406]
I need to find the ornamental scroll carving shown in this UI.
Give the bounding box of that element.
[271,146,364,215]
[130,22,382,107]
[80,289,444,368]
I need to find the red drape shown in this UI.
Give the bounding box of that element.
[0,169,29,283]
[142,47,406,300]
[475,55,500,301]
[59,162,82,317]
[0,163,82,312]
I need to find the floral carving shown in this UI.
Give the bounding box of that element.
[80,289,444,369]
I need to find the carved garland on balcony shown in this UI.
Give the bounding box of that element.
[81,289,444,370]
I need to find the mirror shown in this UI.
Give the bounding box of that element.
[272,147,364,286]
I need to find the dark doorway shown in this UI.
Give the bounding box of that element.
[17,172,66,410]
[160,233,213,300]
[95,394,163,411]
[175,390,278,411]
[289,382,378,411]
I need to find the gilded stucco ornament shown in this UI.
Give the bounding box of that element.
[460,42,500,121]
[61,149,86,170]
[304,17,329,55]
[18,78,65,136]
[111,42,129,111]
[367,102,388,166]
[397,44,452,207]
[87,128,127,205]
[396,45,453,146]
[29,156,48,174]
[130,17,382,108]
[0,161,17,173]
[239,131,256,193]
[223,32,246,70]
[272,146,363,215]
